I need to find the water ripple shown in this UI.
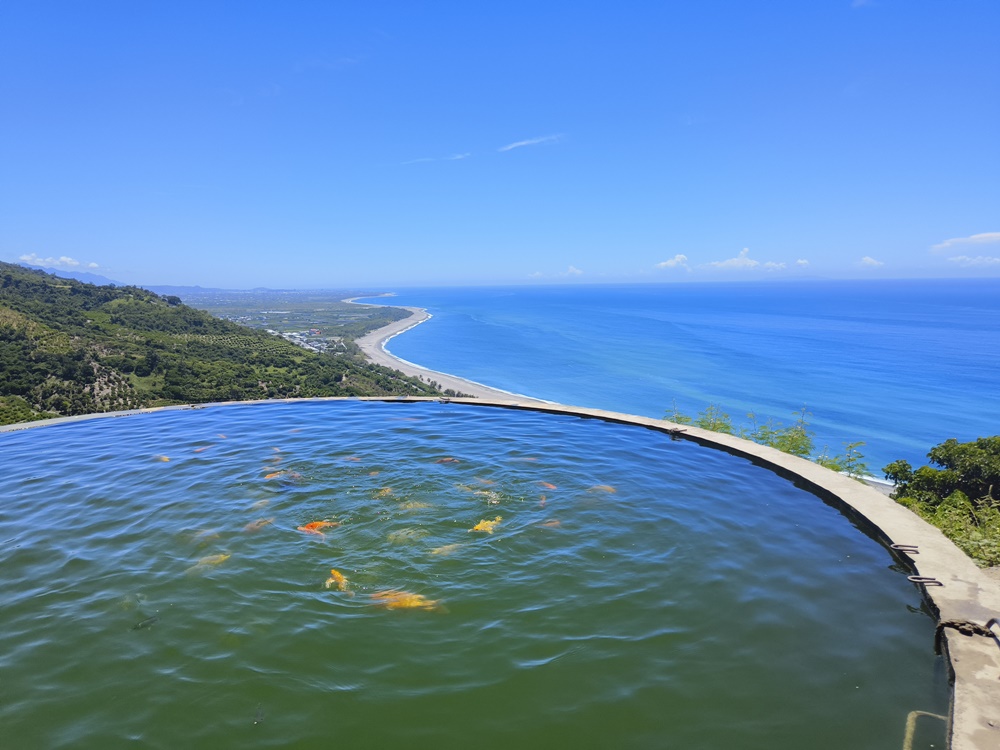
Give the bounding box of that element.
[0,401,948,749]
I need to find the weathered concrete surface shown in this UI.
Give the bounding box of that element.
[5,395,999,748]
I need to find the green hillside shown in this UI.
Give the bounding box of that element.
[0,262,440,425]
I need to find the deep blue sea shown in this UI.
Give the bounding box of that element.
[360,279,1000,472]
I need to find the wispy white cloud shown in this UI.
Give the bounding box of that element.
[860,256,884,267]
[704,248,759,270]
[562,265,583,276]
[655,254,690,270]
[931,232,1000,252]
[948,255,1000,267]
[796,259,810,267]
[498,134,562,152]
[20,253,83,269]
[528,271,544,278]
[402,152,471,165]
[763,261,786,271]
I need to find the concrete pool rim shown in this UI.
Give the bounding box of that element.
[4,395,999,749]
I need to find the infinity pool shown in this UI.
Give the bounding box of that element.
[0,400,949,749]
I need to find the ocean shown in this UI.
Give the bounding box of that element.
[360,278,1000,472]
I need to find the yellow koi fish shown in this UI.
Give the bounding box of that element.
[470,516,502,534]
[155,455,170,462]
[324,568,353,595]
[371,590,443,611]
[198,553,231,565]
[399,501,432,511]
[375,487,394,498]
[185,552,231,575]
[587,484,617,494]
[430,543,463,556]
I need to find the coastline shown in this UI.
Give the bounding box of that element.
[347,298,551,405]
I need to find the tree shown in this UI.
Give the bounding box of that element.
[885,436,1000,567]
[885,437,1000,511]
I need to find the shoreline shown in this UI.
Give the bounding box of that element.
[347,297,551,405]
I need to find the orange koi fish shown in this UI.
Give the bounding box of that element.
[587,484,617,494]
[371,590,443,611]
[264,471,285,480]
[297,521,340,535]
[540,519,561,528]
[470,516,502,534]
[368,471,380,477]
[242,517,274,533]
[193,445,214,453]
[324,568,353,595]
[435,457,460,464]
[538,481,558,490]
[343,456,361,462]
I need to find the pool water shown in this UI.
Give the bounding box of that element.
[0,400,949,749]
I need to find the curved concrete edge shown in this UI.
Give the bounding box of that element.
[4,395,999,748]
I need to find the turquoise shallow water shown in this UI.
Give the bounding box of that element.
[1,401,948,748]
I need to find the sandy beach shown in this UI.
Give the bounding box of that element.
[349,299,549,405]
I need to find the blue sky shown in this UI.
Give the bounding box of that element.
[1,1,997,288]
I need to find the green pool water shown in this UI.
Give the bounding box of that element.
[0,401,949,749]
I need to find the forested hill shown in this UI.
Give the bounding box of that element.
[0,262,439,425]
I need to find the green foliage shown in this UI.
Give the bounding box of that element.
[741,406,813,458]
[694,404,734,434]
[666,402,869,479]
[884,436,1000,566]
[0,261,443,425]
[885,437,1000,510]
[666,401,692,425]
[814,441,869,479]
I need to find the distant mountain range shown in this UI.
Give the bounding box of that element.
[19,264,124,287]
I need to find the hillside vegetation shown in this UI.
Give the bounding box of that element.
[0,262,440,425]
